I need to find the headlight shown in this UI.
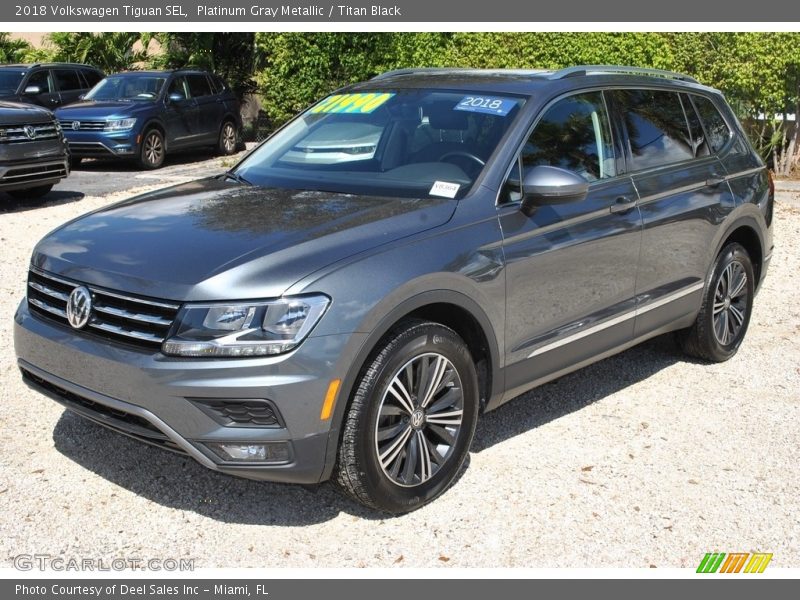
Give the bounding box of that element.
[162,294,330,357]
[105,118,136,131]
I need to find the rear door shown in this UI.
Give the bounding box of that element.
[499,90,642,400]
[52,68,85,106]
[611,88,737,337]
[186,73,223,142]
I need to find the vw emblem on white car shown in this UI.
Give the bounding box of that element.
[66,286,92,329]
[23,125,36,139]
[71,121,80,130]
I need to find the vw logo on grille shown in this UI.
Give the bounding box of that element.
[23,125,36,139]
[71,121,80,131]
[66,286,92,329]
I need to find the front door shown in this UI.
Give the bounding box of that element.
[499,90,642,400]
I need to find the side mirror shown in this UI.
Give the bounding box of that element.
[520,165,589,216]
[23,85,42,95]
[168,92,185,103]
[77,93,85,100]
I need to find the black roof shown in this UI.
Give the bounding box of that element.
[105,68,214,77]
[0,62,101,70]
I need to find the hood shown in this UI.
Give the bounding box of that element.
[31,177,457,301]
[0,101,54,123]
[55,100,152,119]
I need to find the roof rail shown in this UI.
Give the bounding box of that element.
[371,67,550,80]
[550,65,698,84]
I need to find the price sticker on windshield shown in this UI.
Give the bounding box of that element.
[430,181,461,198]
[454,95,517,116]
[310,92,395,114]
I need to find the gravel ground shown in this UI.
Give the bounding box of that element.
[0,171,798,569]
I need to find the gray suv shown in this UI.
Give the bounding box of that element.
[14,66,774,512]
[1,100,69,198]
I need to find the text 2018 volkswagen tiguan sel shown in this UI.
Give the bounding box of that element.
[15,66,773,512]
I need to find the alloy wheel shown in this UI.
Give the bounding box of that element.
[143,132,163,166]
[712,259,749,345]
[374,352,464,487]
[221,123,236,154]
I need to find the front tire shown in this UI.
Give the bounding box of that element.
[677,242,755,362]
[137,129,165,169]
[333,320,479,513]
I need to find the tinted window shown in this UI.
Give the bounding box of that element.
[691,94,732,153]
[0,69,26,95]
[209,75,226,94]
[616,89,694,170]
[82,69,103,88]
[53,69,82,92]
[168,76,189,99]
[26,70,53,94]
[186,74,212,98]
[521,91,617,182]
[680,94,710,158]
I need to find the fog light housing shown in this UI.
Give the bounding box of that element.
[204,441,291,464]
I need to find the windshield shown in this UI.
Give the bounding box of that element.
[85,75,166,101]
[235,89,526,199]
[0,70,25,95]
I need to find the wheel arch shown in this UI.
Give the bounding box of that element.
[319,290,503,482]
[713,215,765,290]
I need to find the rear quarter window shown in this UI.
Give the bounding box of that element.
[690,94,732,153]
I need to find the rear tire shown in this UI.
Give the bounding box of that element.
[217,120,238,156]
[677,242,755,362]
[137,129,165,169]
[7,184,53,199]
[333,320,479,513]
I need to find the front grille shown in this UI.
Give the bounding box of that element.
[0,162,67,185]
[21,367,186,455]
[0,121,60,143]
[59,119,106,131]
[190,399,282,428]
[27,268,180,350]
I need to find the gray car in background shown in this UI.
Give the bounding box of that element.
[1,100,69,198]
[14,66,773,512]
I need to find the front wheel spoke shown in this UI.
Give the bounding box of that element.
[377,420,408,442]
[426,424,456,447]
[421,356,448,407]
[379,426,412,469]
[426,387,461,414]
[422,434,444,466]
[401,433,419,483]
[416,431,432,482]
[425,409,463,427]
[387,376,415,415]
[712,300,726,315]
[729,304,745,327]
[717,311,730,344]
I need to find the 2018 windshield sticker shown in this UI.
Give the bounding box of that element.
[310,93,395,114]
[430,181,460,198]
[454,95,517,116]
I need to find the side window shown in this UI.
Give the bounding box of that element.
[691,94,732,154]
[53,69,82,92]
[522,91,616,182]
[186,74,212,98]
[26,70,53,93]
[211,75,227,94]
[82,69,103,88]
[680,93,710,158]
[168,76,189,99]
[616,89,694,170]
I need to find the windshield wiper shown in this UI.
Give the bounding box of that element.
[222,171,251,186]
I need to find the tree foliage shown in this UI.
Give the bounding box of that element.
[44,32,152,73]
[0,33,34,63]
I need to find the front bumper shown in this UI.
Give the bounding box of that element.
[0,143,69,192]
[64,130,138,159]
[14,299,365,484]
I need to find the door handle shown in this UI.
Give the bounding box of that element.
[609,196,636,214]
[706,173,726,187]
